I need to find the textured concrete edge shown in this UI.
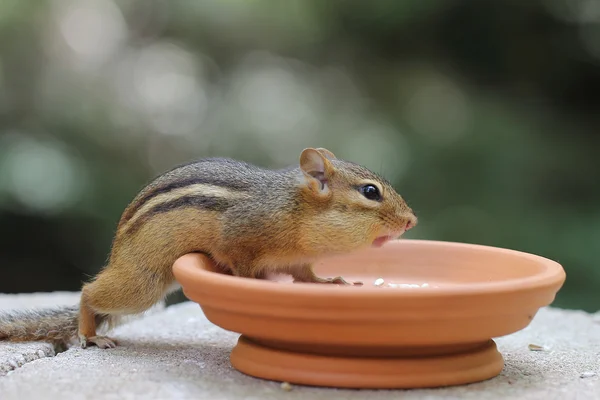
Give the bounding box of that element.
[0,343,56,377]
[0,291,166,377]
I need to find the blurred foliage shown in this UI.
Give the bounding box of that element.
[0,0,598,311]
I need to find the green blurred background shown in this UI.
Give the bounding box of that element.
[0,0,598,312]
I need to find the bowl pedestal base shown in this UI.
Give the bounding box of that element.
[230,336,505,389]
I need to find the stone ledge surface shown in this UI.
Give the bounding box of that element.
[0,293,599,400]
[0,292,164,378]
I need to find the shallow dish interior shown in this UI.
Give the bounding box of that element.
[260,240,563,292]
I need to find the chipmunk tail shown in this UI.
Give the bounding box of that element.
[0,306,82,346]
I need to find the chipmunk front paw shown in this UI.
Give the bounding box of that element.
[324,277,364,286]
[291,265,362,286]
[323,276,352,285]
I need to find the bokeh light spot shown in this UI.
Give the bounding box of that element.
[54,0,127,65]
[0,134,87,214]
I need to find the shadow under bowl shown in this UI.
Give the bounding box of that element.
[172,239,566,389]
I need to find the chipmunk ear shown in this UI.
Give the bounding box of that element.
[315,148,337,160]
[299,148,334,192]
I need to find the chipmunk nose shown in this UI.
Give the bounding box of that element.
[405,214,417,231]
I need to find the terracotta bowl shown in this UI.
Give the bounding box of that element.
[172,239,565,389]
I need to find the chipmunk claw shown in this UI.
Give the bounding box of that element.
[79,334,117,349]
[89,336,117,349]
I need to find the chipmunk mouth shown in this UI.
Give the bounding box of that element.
[371,231,403,248]
[371,220,415,248]
[371,235,395,248]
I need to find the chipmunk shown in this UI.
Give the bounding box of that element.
[0,147,417,350]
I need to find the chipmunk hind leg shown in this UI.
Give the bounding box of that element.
[78,265,174,349]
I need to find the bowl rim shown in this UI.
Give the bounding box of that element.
[173,239,566,299]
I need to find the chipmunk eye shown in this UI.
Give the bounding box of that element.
[359,184,381,201]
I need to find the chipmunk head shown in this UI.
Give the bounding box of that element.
[298,147,417,254]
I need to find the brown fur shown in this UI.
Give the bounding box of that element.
[0,148,417,349]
